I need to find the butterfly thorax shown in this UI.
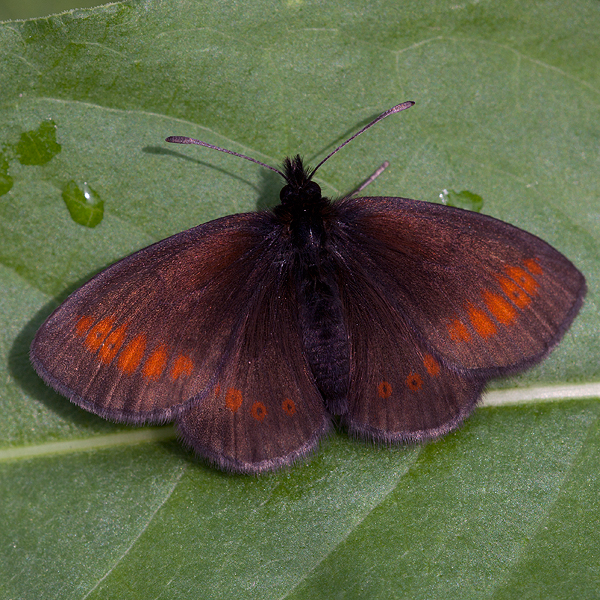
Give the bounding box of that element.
[274,155,333,250]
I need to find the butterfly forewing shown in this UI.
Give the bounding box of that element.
[31,213,282,423]
[336,196,586,376]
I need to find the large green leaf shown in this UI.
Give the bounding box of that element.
[1,1,598,598]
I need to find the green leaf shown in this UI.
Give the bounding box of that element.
[1,1,598,599]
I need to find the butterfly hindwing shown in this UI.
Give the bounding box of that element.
[335,196,586,377]
[177,268,330,473]
[333,251,485,441]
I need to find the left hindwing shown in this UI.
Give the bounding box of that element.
[177,269,331,474]
[334,196,586,377]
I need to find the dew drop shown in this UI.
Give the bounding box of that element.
[0,154,13,196]
[438,189,483,212]
[61,180,104,228]
[16,120,61,166]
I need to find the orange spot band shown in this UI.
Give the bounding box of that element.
[84,317,115,352]
[98,323,128,364]
[448,319,471,342]
[76,316,94,337]
[170,354,193,381]
[483,290,517,326]
[497,276,531,309]
[467,304,497,339]
[118,334,147,374]
[423,354,440,376]
[505,265,539,296]
[143,345,168,380]
[524,257,543,275]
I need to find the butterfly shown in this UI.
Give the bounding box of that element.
[30,102,586,474]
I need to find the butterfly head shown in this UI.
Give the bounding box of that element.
[279,155,323,208]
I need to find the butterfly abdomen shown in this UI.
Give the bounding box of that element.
[295,256,350,416]
[293,243,350,416]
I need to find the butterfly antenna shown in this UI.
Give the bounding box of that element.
[310,101,415,177]
[346,161,390,197]
[165,136,285,178]
[166,100,414,182]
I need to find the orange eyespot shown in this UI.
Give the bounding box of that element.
[282,399,296,415]
[225,388,243,413]
[377,381,392,399]
[142,345,168,380]
[497,276,531,308]
[251,401,267,422]
[84,317,115,352]
[405,373,423,391]
[505,265,539,295]
[98,323,128,364]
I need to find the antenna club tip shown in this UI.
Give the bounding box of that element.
[391,101,415,113]
[165,136,189,144]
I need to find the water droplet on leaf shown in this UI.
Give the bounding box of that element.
[0,154,13,196]
[62,180,104,228]
[438,189,484,212]
[16,120,61,166]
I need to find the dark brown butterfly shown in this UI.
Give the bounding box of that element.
[30,102,586,473]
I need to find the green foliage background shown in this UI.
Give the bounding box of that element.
[0,1,599,598]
